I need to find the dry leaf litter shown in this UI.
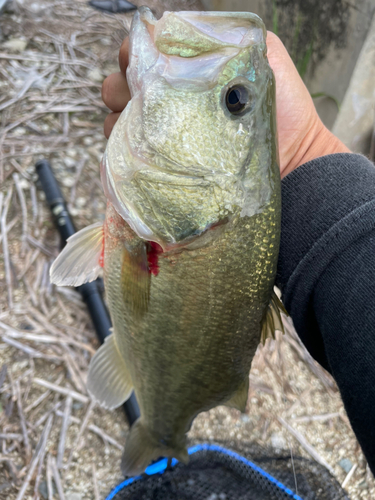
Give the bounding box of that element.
[0,1,374,499]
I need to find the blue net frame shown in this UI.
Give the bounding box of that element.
[105,443,304,500]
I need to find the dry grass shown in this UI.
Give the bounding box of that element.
[0,1,374,499]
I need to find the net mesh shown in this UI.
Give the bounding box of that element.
[107,441,349,500]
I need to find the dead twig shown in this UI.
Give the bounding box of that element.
[33,378,90,404]
[26,234,55,257]
[92,462,100,500]
[283,319,337,394]
[47,454,54,500]
[24,389,51,414]
[57,395,73,469]
[342,463,357,488]
[62,347,87,394]
[34,402,62,428]
[50,455,66,500]
[13,173,29,254]
[4,458,20,485]
[34,416,54,498]
[292,412,341,423]
[0,433,23,440]
[278,416,334,474]
[15,414,54,500]
[0,368,33,395]
[0,364,7,390]
[0,216,18,246]
[65,400,95,471]
[18,248,40,280]
[10,158,31,180]
[54,408,123,451]
[29,183,38,225]
[1,188,14,308]
[88,424,124,451]
[69,155,88,204]
[15,380,31,463]
[0,320,95,354]
[2,335,62,362]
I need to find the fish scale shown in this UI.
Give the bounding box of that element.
[104,181,280,452]
[50,8,284,477]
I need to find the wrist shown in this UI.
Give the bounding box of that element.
[282,121,351,178]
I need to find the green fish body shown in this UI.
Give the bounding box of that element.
[50,7,283,476]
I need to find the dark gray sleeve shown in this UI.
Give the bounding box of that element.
[276,152,375,472]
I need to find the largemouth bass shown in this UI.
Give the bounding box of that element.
[50,7,284,476]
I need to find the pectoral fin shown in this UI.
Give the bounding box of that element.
[260,289,288,344]
[87,332,133,410]
[50,222,104,286]
[121,240,151,318]
[224,377,249,412]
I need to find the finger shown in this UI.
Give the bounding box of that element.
[102,72,131,113]
[119,37,130,75]
[266,31,291,75]
[104,112,121,139]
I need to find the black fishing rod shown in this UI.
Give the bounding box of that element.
[35,159,140,427]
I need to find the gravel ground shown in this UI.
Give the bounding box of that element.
[0,1,374,499]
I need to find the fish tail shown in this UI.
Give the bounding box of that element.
[121,419,189,476]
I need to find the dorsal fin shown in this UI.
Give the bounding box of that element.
[260,290,288,344]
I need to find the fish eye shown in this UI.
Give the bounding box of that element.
[225,85,251,115]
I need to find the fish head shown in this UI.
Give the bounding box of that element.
[102,8,278,249]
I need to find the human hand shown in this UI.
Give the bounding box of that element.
[102,37,130,141]
[102,32,350,177]
[265,32,350,177]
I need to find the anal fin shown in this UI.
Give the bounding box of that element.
[261,289,288,344]
[50,222,104,287]
[224,377,249,413]
[87,332,133,410]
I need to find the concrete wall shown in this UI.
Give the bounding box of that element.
[332,14,375,154]
[202,0,375,130]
